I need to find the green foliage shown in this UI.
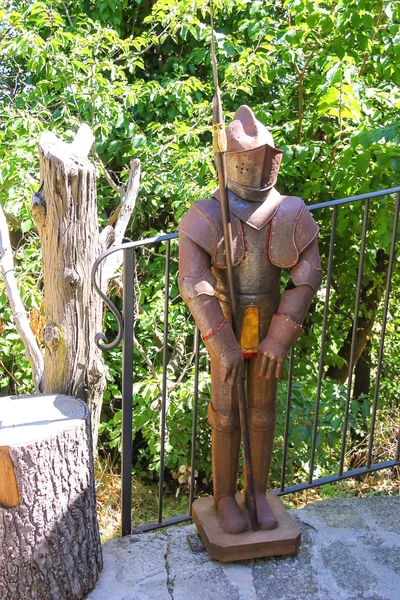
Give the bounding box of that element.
[1,0,399,491]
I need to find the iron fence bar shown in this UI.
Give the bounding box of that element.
[280,347,295,491]
[397,426,400,463]
[189,326,201,514]
[92,188,400,271]
[121,248,135,536]
[158,240,171,525]
[133,457,400,532]
[275,459,400,496]
[309,186,400,212]
[309,206,338,484]
[339,198,370,476]
[367,192,400,468]
[91,186,400,536]
[134,514,192,533]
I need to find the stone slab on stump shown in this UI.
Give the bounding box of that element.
[89,496,400,600]
[0,394,103,600]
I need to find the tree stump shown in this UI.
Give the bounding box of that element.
[0,394,103,600]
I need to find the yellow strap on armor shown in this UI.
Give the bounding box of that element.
[240,306,259,358]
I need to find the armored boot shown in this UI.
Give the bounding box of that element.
[245,362,278,530]
[247,406,278,530]
[208,403,248,534]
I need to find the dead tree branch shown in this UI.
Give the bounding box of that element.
[0,205,45,392]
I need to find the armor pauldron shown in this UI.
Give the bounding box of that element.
[178,269,216,303]
[269,198,319,269]
[248,407,275,431]
[291,260,323,293]
[179,194,319,274]
[178,199,244,268]
[208,403,240,432]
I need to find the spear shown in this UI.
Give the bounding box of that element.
[209,1,258,531]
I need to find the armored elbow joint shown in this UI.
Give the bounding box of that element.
[291,260,323,293]
[178,269,217,304]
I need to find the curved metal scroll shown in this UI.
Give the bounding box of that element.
[91,232,178,352]
[91,249,124,351]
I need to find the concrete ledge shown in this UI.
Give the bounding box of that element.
[88,496,400,600]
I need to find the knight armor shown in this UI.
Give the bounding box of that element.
[178,105,322,534]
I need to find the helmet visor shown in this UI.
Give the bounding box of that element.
[225,143,283,192]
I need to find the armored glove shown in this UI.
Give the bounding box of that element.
[257,314,303,380]
[203,321,244,385]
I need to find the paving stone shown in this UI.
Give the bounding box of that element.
[166,524,240,600]
[372,547,400,576]
[346,596,385,600]
[354,497,400,534]
[303,498,369,529]
[222,563,258,600]
[252,522,319,600]
[87,532,170,600]
[322,540,377,594]
[88,497,400,600]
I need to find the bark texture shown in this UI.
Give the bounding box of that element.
[0,394,103,600]
[31,125,140,448]
[32,129,106,446]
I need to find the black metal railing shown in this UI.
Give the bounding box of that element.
[92,187,400,536]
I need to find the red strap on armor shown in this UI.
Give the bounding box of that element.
[266,221,272,263]
[202,321,226,341]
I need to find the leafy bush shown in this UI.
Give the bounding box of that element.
[1,0,399,490]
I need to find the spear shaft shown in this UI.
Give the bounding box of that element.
[210,2,258,532]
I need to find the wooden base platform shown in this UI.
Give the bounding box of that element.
[192,493,301,562]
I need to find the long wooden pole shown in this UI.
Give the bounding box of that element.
[210,2,258,531]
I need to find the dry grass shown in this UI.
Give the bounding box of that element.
[281,467,400,511]
[95,459,188,543]
[95,456,399,543]
[95,409,399,541]
[95,460,121,543]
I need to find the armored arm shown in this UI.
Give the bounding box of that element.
[257,237,322,380]
[179,232,244,384]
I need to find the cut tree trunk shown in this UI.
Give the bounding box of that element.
[30,125,140,449]
[31,127,106,447]
[0,393,102,600]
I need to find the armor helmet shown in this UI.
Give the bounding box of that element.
[225,105,283,202]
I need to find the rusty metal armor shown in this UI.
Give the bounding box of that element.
[179,187,320,349]
[178,105,322,534]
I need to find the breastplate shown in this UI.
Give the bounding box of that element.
[212,222,282,341]
[213,221,281,300]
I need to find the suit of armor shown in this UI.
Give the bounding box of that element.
[178,106,322,534]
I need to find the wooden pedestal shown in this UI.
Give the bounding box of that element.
[192,493,300,562]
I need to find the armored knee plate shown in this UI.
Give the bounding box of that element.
[247,407,276,431]
[208,403,240,432]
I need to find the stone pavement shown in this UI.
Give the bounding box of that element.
[88,496,400,600]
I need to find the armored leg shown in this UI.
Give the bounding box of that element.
[246,358,278,530]
[209,355,248,534]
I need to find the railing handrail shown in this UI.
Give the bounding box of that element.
[92,186,400,273]
[92,185,400,536]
